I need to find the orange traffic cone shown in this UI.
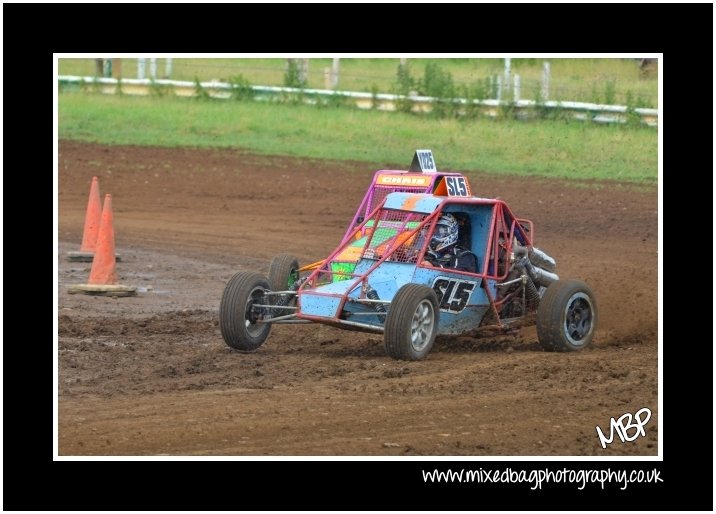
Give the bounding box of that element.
[67,177,101,261]
[88,194,118,285]
[67,177,121,262]
[81,176,102,252]
[68,194,136,297]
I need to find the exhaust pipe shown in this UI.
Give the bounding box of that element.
[524,260,559,287]
[528,247,556,272]
[511,245,558,287]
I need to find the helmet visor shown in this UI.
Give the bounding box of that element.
[435,224,451,238]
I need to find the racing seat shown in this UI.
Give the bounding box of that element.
[453,213,478,273]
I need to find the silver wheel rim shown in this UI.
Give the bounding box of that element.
[244,286,267,337]
[563,291,594,346]
[410,299,435,352]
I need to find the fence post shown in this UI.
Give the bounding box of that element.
[300,59,309,85]
[103,59,113,78]
[165,58,173,79]
[541,62,550,101]
[513,74,520,101]
[504,58,511,99]
[113,58,122,78]
[137,58,146,79]
[150,58,157,80]
[331,57,340,89]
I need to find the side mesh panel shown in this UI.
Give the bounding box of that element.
[368,185,429,214]
[361,210,429,264]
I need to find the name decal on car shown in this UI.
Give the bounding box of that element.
[431,276,476,313]
[376,174,432,186]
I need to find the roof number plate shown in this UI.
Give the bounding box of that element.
[409,149,437,173]
[445,176,469,197]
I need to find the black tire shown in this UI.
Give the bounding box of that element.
[220,272,272,351]
[268,254,300,316]
[536,279,597,352]
[384,284,439,361]
[268,254,300,292]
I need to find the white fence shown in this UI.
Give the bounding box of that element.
[58,75,658,127]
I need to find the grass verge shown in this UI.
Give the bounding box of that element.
[58,93,657,184]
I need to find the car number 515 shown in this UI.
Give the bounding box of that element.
[432,277,476,313]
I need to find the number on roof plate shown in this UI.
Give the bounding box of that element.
[410,149,437,173]
[417,150,436,172]
[445,176,468,197]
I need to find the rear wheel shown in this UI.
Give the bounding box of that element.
[384,284,439,361]
[536,279,597,351]
[220,272,272,351]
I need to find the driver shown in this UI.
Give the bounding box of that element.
[421,213,477,273]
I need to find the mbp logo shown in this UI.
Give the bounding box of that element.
[595,407,652,449]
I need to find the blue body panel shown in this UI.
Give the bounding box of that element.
[356,260,411,299]
[382,193,442,214]
[301,259,491,334]
[412,266,489,335]
[300,293,344,318]
[299,279,359,317]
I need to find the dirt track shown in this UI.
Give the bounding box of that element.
[58,140,658,456]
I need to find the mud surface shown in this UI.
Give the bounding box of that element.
[58,140,658,456]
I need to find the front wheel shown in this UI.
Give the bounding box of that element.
[268,254,300,292]
[384,284,439,361]
[220,272,272,351]
[268,254,300,316]
[536,279,597,351]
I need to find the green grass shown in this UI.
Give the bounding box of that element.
[58,57,658,107]
[58,92,657,183]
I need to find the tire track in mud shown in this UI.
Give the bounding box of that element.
[59,310,217,338]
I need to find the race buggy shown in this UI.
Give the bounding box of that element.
[220,150,597,361]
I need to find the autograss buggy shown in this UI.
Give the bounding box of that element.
[220,150,597,361]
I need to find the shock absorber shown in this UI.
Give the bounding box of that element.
[272,277,304,313]
[365,285,387,314]
[523,273,540,304]
[514,257,541,307]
